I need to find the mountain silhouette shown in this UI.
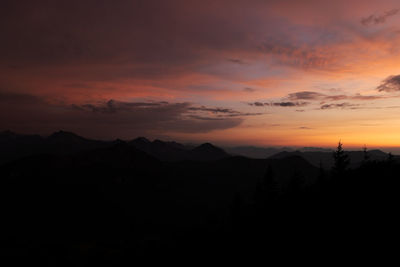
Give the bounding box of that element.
[2,130,399,263]
[225,146,333,158]
[0,130,232,164]
[129,137,189,161]
[225,146,293,158]
[0,130,114,164]
[270,149,389,169]
[129,138,230,161]
[47,130,89,144]
[1,130,393,168]
[0,131,45,163]
[189,143,230,161]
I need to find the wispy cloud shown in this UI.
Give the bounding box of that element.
[260,42,334,69]
[288,91,325,100]
[361,9,399,26]
[320,102,359,110]
[248,101,309,107]
[243,87,256,93]
[288,91,384,101]
[273,101,309,107]
[0,92,262,137]
[248,90,384,111]
[377,75,400,92]
[227,58,246,65]
[187,106,239,114]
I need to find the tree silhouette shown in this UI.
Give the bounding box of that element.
[255,165,278,212]
[332,141,349,177]
[387,152,394,164]
[230,192,242,230]
[362,144,370,163]
[287,171,305,198]
[312,160,326,194]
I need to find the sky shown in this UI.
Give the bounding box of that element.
[2,0,400,150]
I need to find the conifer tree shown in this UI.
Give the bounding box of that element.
[332,141,349,176]
[362,144,370,162]
[255,165,278,210]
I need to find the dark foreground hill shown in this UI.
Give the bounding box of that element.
[0,141,323,264]
[1,131,399,264]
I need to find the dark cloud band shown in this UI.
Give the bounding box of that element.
[377,75,400,92]
[0,92,261,138]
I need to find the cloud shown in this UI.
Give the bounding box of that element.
[187,106,240,114]
[227,58,246,65]
[348,94,384,101]
[377,75,400,92]
[361,9,399,26]
[0,92,261,138]
[248,89,385,113]
[273,101,309,107]
[288,90,384,101]
[243,87,256,93]
[288,91,326,100]
[320,102,358,110]
[3,0,400,106]
[260,42,334,69]
[219,112,263,117]
[75,100,169,114]
[298,126,312,130]
[248,101,309,107]
[0,91,44,104]
[187,115,225,121]
[4,0,400,144]
[248,102,266,107]
[0,0,281,75]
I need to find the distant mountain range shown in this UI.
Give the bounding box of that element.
[129,137,229,161]
[224,146,333,159]
[269,149,389,169]
[0,129,396,248]
[0,130,392,169]
[0,130,230,164]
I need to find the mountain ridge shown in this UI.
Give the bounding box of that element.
[0,130,393,167]
[0,130,231,164]
[269,149,389,169]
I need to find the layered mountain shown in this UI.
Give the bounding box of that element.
[0,130,110,164]
[224,146,294,158]
[2,130,396,260]
[225,146,333,158]
[269,149,389,169]
[0,131,231,164]
[0,130,392,169]
[129,138,230,161]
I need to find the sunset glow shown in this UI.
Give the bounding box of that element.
[2,0,400,149]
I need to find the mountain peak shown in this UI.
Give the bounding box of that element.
[0,130,43,142]
[153,139,166,145]
[190,143,229,161]
[132,137,150,143]
[0,130,17,138]
[113,138,127,145]
[195,142,217,149]
[47,130,86,143]
[49,130,78,136]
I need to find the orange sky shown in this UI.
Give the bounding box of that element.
[2,0,400,150]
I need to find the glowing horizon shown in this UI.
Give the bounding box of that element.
[2,0,400,149]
